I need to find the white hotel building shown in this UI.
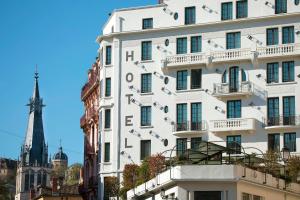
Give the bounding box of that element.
[97,0,300,199]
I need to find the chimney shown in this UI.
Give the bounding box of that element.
[51,177,58,194]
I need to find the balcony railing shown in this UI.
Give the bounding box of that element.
[266,115,300,128]
[210,118,256,132]
[162,44,300,69]
[213,81,253,98]
[257,43,300,58]
[173,121,207,135]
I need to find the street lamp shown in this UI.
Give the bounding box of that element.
[281,147,290,190]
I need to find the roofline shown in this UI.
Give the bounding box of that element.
[97,12,300,44]
[101,3,166,33]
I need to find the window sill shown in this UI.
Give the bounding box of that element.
[140,92,154,96]
[266,82,297,86]
[103,162,111,165]
[104,64,113,68]
[140,60,154,63]
[140,126,154,129]
[104,128,112,132]
[101,96,113,100]
[176,88,204,93]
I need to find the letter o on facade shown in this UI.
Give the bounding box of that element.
[126,73,134,83]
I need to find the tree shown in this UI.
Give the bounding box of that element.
[0,179,10,200]
[65,163,82,185]
[287,155,300,183]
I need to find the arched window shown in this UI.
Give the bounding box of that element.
[295,0,300,5]
[222,70,227,83]
[241,69,247,82]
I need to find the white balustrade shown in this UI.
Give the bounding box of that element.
[210,118,256,132]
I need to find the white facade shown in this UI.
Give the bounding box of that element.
[97,0,300,198]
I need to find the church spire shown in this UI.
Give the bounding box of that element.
[21,69,48,166]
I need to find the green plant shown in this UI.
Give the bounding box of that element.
[137,158,150,185]
[287,155,300,183]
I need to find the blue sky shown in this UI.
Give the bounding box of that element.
[0,0,156,165]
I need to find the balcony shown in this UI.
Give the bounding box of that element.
[173,121,207,136]
[162,43,300,70]
[257,43,300,60]
[81,66,99,100]
[213,81,254,99]
[265,115,300,131]
[210,118,256,133]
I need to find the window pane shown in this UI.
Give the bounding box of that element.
[222,2,233,20]
[227,100,241,118]
[267,62,279,83]
[185,7,195,25]
[105,78,111,97]
[268,134,280,152]
[267,28,279,46]
[267,98,279,126]
[191,36,202,53]
[142,41,152,60]
[284,133,296,152]
[105,46,112,65]
[227,32,241,49]
[176,70,188,90]
[275,0,287,14]
[142,18,153,29]
[227,135,242,154]
[282,26,294,44]
[141,106,151,126]
[177,38,187,54]
[177,104,187,131]
[141,73,152,93]
[105,109,111,129]
[236,0,248,19]
[191,69,202,89]
[141,140,151,160]
[282,61,295,82]
[104,143,110,162]
[191,103,202,131]
[176,138,187,156]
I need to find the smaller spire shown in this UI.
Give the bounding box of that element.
[34,64,39,80]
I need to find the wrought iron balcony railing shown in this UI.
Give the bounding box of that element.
[173,121,207,133]
[266,115,300,127]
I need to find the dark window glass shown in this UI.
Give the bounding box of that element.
[37,172,42,185]
[104,143,110,162]
[141,41,152,60]
[267,97,280,126]
[141,106,151,126]
[267,28,279,46]
[227,135,241,154]
[185,7,195,25]
[141,140,151,160]
[222,70,227,83]
[282,26,295,44]
[229,66,239,92]
[226,32,241,49]
[30,173,34,188]
[142,18,153,29]
[176,37,187,54]
[104,109,111,129]
[241,69,247,82]
[191,69,202,89]
[296,0,300,5]
[105,78,111,97]
[284,132,296,152]
[221,2,233,20]
[267,63,279,83]
[236,0,248,19]
[105,46,112,65]
[176,104,187,131]
[176,70,188,90]
[191,103,202,131]
[191,36,202,53]
[283,96,295,125]
[227,100,241,118]
[268,134,280,152]
[176,138,187,156]
[24,173,29,191]
[282,61,295,82]
[191,137,202,151]
[275,0,287,14]
[141,73,152,93]
[194,191,222,200]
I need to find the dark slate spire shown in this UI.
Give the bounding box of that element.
[21,70,48,167]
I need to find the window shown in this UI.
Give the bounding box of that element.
[267,28,279,46]
[191,137,202,151]
[191,36,202,53]
[176,37,187,54]
[142,18,153,29]
[227,100,241,118]
[176,70,188,90]
[226,32,241,49]
[267,63,279,83]
[141,41,152,61]
[283,96,295,125]
[176,104,187,131]
[227,135,241,154]
[37,172,42,185]
[282,26,295,44]
[268,134,280,152]
[104,109,111,129]
[284,133,296,152]
[229,66,239,92]
[141,73,152,93]
[191,103,202,131]
[222,70,227,83]
[242,193,251,200]
[24,173,29,191]
[185,7,195,25]
[282,61,294,82]
[191,69,202,89]
[253,195,264,200]
[141,140,151,160]
[105,78,111,97]
[176,138,187,156]
[267,98,279,126]
[141,106,151,126]
[221,2,233,20]
[241,69,247,82]
[194,191,222,200]
[296,0,300,5]
[275,0,287,14]
[105,46,112,65]
[236,0,248,18]
[104,143,110,162]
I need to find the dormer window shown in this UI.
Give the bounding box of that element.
[142,18,153,29]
